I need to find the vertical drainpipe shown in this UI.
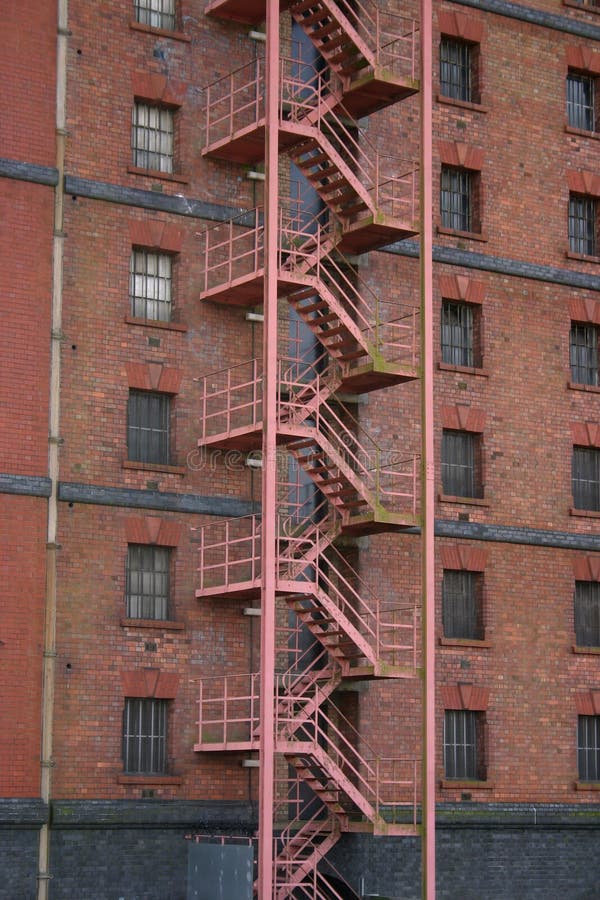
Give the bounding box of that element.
[258,0,280,896]
[38,1,68,896]
[420,0,436,897]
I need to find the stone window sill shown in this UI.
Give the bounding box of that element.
[123,460,186,476]
[120,618,185,631]
[572,644,600,655]
[439,637,491,649]
[439,494,490,507]
[574,781,600,791]
[129,21,191,42]
[438,362,489,377]
[565,125,600,141]
[437,226,488,243]
[127,166,188,185]
[566,251,600,264]
[570,507,600,519]
[440,779,493,790]
[436,94,488,114]
[117,774,182,785]
[568,381,600,394]
[125,315,187,333]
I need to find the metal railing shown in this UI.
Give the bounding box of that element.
[195,357,263,443]
[279,524,418,670]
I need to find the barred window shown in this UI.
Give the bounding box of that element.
[441,300,479,367]
[572,446,600,510]
[444,710,485,780]
[570,322,599,385]
[127,391,171,465]
[134,0,176,31]
[569,194,597,256]
[441,166,476,233]
[567,72,596,131]
[578,715,600,782]
[132,103,174,174]
[130,250,173,322]
[442,570,483,640]
[126,545,170,620]
[575,581,600,646]
[123,698,168,774]
[442,429,482,498]
[440,39,474,103]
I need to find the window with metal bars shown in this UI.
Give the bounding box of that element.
[440,38,474,103]
[444,710,485,780]
[567,72,596,131]
[134,0,176,31]
[440,166,476,233]
[572,446,600,510]
[127,391,171,465]
[442,570,484,640]
[569,194,598,256]
[574,581,600,646]
[570,322,599,385]
[578,715,600,782]
[122,698,168,774]
[441,300,479,367]
[126,545,170,620]
[130,250,173,322]
[442,429,482,498]
[132,103,174,174]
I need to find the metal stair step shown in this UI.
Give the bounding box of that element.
[310,21,340,39]
[299,8,331,26]
[311,313,338,325]
[291,0,322,12]
[293,299,328,313]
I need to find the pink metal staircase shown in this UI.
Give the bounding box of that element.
[194,1,423,894]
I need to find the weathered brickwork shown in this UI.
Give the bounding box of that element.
[0,497,46,798]
[2,0,600,894]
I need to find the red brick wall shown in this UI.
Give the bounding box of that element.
[0,180,53,476]
[2,0,57,165]
[0,496,46,797]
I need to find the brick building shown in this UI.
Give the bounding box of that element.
[2,0,600,897]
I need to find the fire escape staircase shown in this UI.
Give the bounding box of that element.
[195,1,421,894]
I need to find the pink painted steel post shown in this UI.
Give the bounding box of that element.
[420,0,436,896]
[257,1,280,897]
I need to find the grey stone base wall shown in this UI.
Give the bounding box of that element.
[2,801,600,899]
[329,805,600,900]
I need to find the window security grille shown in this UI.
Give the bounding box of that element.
[441,167,472,232]
[442,570,483,640]
[572,447,600,510]
[569,195,597,256]
[567,73,595,131]
[134,0,175,31]
[132,103,174,173]
[442,430,480,498]
[126,545,170,620]
[570,323,599,385]
[574,581,600,647]
[440,39,472,102]
[130,250,172,322]
[578,715,600,782]
[127,391,170,465]
[123,698,168,774]
[444,710,481,779]
[441,300,474,367]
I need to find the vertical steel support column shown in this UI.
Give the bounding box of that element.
[258,1,280,897]
[420,0,436,897]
